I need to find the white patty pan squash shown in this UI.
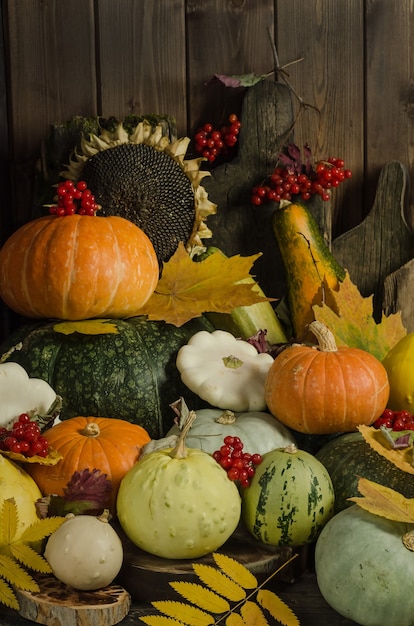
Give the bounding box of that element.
[117,414,241,559]
[315,504,414,626]
[0,455,42,538]
[166,408,296,456]
[176,329,274,412]
[0,361,56,427]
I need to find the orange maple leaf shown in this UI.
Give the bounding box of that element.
[313,272,406,360]
[135,243,272,327]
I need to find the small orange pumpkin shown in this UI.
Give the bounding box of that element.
[265,321,390,434]
[27,416,151,511]
[0,214,159,320]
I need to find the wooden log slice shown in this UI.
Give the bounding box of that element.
[16,575,130,626]
[117,523,306,603]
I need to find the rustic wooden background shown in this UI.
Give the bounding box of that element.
[1,0,414,342]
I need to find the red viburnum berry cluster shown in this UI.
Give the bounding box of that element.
[194,114,241,163]
[251,144,352,206]
[49,180,99,216]
[212,436,262,488]
[373,408,414,431]
[0,413,49,457]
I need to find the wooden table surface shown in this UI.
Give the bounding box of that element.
[0,568,357,626]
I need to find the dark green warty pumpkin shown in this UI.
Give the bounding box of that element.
[316,431,414,514]
[0,316,213,439]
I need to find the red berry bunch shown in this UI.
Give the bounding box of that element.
[251,144,352,206]
[0,413,49,457]
[194,114,241,163]
[212,436,262,488]
[49,180,99,216]
[373,408,414,431]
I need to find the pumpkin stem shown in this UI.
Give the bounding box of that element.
[97,509,111,524]
[308,321,338,352]
[170,410,197,459]
[215,410,236,425]
[284,443,298,454]
[81,422,101,438]
[222,355,244,369]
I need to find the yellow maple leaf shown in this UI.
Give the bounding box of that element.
[313,272,406,361]
[358,425,414,475]
[349,477,414,523]
[136,243,272,327]
[53,319,119,335]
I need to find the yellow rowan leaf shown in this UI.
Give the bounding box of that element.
[1,446,63,465]
[257,589,301,626]
[0,577,19,610]
[226,614,246,626]
[151,601,213,626]
[240,600,268,626]
[0,499,18,544]
[53,319,119,335]
[0,554,39,592]
[20,516,65,544]
[212,553,258,589]
[140,617,186,626]
[136,243,272,327]
[169,581,230,614]
[349,477,414,523]
[313,272,406,360]
[9,543,51,574]
[358,425,414,475]
[0,500,64,609]
[192,563,246,602]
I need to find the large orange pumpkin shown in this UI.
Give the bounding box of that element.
[265,321,390,434]
[0,214,159,320]
[27,416,151,511]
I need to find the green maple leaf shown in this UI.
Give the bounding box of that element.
[313,272,407,361]
[0,498,65,610]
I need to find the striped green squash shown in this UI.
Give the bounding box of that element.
[241,444,334,546]
[316,431,414,514]
[0,316,213,439]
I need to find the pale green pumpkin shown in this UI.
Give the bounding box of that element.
[315,504,414,626]
[116,414,241,559]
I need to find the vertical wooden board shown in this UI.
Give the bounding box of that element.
[97,0,187,135]
[365,0,414,230]
[276,0,365,235]
[185,0,275,135]
[4,0,97,226]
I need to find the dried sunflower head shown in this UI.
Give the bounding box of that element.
[60,121,217,265]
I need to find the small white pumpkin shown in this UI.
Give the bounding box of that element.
[166,408,296,455]
[44,511,123,590]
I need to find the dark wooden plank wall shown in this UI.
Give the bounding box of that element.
[1,0,414,339]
